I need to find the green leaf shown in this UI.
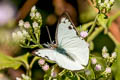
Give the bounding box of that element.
[15,53,30,69]
[0,52,22,70]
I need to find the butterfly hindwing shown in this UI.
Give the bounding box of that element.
[36,49,84,70]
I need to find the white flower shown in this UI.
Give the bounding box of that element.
[18,20,24,27]
[102,53,109,58]
[31,6,36,12]
[112,52,117,58]
[17,31,23,39]
[105,67,111,73]
[36,12,40,18]
[91,58,97,64]
[30,12,35,18]
[22,30,28,36]
[80,31,88,38]
[95,64,101,71]
[24,22,31,29]
[32,21,38,28]
[16,77,22,80]
[102,46,108,53]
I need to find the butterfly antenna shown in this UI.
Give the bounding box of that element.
[45,26,52,43]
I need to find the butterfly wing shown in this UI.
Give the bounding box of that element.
[56,13,89,66]
[35,49,84,70]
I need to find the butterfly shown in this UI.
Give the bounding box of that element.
[34,12,89,71]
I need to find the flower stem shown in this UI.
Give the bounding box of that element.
[58,69,66,76]
[107,32,120,46]
[87,26,104,42]
[88,15,98,36]
[30,56,40,69]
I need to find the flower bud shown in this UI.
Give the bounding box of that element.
[30,12,35,18]
[51,71,57,77]
[18,20,24,27]
[31,6,36,12]
[102,46,108,53]
[22,30,28,36]
[17,31,23,39]
[91,58,97,64]
[42,64,49,71]
[24,22,31,29]
[95,64,101,71]
[16,77,22,80]
[85,69,91,76]
[102,53,109,58]
[38,59,45,65]
[36,12,40,18]
[32,21,38,28]
[105,67,111,73]
[112,52,117,58]
[80,31,88,38]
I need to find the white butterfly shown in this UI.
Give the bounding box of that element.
[35,13,89,71]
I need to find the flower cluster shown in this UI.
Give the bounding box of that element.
[102,46,117,63]
[91,58,102,71]
[96,0,115,13]
[16,74,31,80]
[38,59,50,71]
[30,6,42,27]
[12,6,42,48]
[90,46,117,79]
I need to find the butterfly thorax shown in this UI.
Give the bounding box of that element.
[55,47,66,55]
[55,46,74,61]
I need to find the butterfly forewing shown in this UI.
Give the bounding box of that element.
[55,13,89,66]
